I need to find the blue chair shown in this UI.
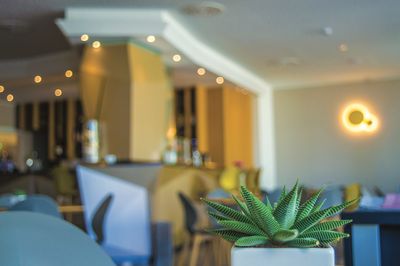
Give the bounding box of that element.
[318,185,343,209]
[0,194,26,209]
[77,165,173,266]
[9,194,61,218]
[0,211,115,266]
[262,187,283,205]
[151,222,173,266]
[90,194,173,266]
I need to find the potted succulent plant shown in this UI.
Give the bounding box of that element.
[202,182,358,266]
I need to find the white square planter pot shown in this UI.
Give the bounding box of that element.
[232,246,334,266]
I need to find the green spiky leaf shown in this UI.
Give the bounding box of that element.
[301,230,349,244]
[277,186,287,205]
[202,198,253,224]
[287,237,319,247]
[324,198,359,218]
[305,219,352,233]
[296,189,303,211]
[208,211,230,222]
[296,188,324,222]
[208,229,247,242]
[272,229,299,243]
[312,199,326,213]
[273,180,299,228]
[218,220,266,236]
[235,236,269,247]
[292,209,329,233]
[232,194,251,217]
[263,196,273,211]
[241,186,280,237]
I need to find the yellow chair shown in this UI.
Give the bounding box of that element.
[344,183,361,211]
[219,167,240,191]
[245,168,261,194]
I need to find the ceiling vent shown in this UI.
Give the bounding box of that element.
[181,2,225,17]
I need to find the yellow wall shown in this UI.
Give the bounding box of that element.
[198,86,254,168]
[196,85,209,153]
[206,88,225,167]
[80,43,173,161]
[223,86,254,168]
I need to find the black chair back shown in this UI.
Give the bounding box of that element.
[91,194,113,244]
[178,192,198,235]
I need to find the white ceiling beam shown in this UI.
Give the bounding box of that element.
[57,8,272,94]
[57,8,166,37]
[161,12,271,94]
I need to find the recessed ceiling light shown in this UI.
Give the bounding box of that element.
[172,54,182,62]
[80,34,89,42]
[146,35,156,43]
[339,43,349,52]
[34,75,42,83]
[0,85,4,93]
[197,67,206,76]
[181,2,225,17]
[65,70,73,78]
[6,94,14,102]
[92,41,101,49]
[54,88,63,97]
[216,76,224,85]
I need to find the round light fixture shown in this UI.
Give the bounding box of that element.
[341,103,378,133]
[172,54,181,62]
[80,34,89,42]
[92,41,101,49]
[197,67,206,76]
[34,75,42,84]
[54,88,63,97]
[216,76,224,85]
[0,85,4,93]
[146,35,156,43]
[65,70,73,78]
[339,43,349,52]
[6,94,14,102]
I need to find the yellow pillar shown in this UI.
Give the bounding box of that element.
[80,42,173,161]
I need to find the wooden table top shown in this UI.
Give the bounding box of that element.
[59,205,84,213]
[0,205,84,213]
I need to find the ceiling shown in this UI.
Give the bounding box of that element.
[1,0,400,89]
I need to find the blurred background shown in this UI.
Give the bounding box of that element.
[1,1,400,266]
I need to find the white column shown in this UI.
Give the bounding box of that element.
[255,90,277,190]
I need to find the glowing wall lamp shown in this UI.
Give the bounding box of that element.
[341,103,378,133]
